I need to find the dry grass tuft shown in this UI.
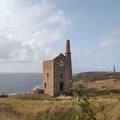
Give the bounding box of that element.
[0,94,120,120]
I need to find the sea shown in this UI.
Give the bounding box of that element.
[0,73,42,95]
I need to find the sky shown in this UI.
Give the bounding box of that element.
[0,0,120,73]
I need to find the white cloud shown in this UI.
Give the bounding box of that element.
[75,49,104,63]
[99,28,120,48]
[84,49,94,56]
[112,28,120,35]
[100,37,119,48]
[0,36,21,59]
[0,36,32,63]
[84,49,104,62]
[0,0,70,72]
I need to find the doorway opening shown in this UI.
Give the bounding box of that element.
[60,82,64,91]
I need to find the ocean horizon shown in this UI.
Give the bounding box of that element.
[0,73,42,95]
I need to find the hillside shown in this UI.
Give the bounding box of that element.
[73,71,120,96]
[73,71,120,81]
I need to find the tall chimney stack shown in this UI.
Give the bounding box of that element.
[113,64,116,73]
[64,39,72,93]
[65,40,71,56]
[113,64,116,79]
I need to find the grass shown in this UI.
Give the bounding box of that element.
[0,94,120,120]
[0,78,120,120]
[85,79,120,90]
[74,79,120,97]
[91,97,120,120]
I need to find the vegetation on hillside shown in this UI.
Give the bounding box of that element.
[73,72,120,81]
[1,72,120,120]
[0,92,120,120]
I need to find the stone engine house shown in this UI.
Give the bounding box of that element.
[42,40,72,96]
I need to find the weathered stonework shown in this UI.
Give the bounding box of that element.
[42,40,72,96]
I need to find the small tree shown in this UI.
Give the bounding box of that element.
[71,85,96,120]
[71,85,86,101]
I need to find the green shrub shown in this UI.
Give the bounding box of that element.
[71,85,96,120]
[35,85,96,120]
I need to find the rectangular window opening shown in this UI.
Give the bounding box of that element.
[60,73,63,79]
[44,83,47,88]
[46,73,49,77]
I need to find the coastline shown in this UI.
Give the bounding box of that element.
[0,73,42,96]
[0,84,42,98]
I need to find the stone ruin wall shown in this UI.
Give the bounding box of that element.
[43,60,54,96]
[53,54,66,95]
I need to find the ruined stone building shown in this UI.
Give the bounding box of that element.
[42,40,72,96]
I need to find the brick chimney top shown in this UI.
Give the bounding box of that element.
[65,39,71,55]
